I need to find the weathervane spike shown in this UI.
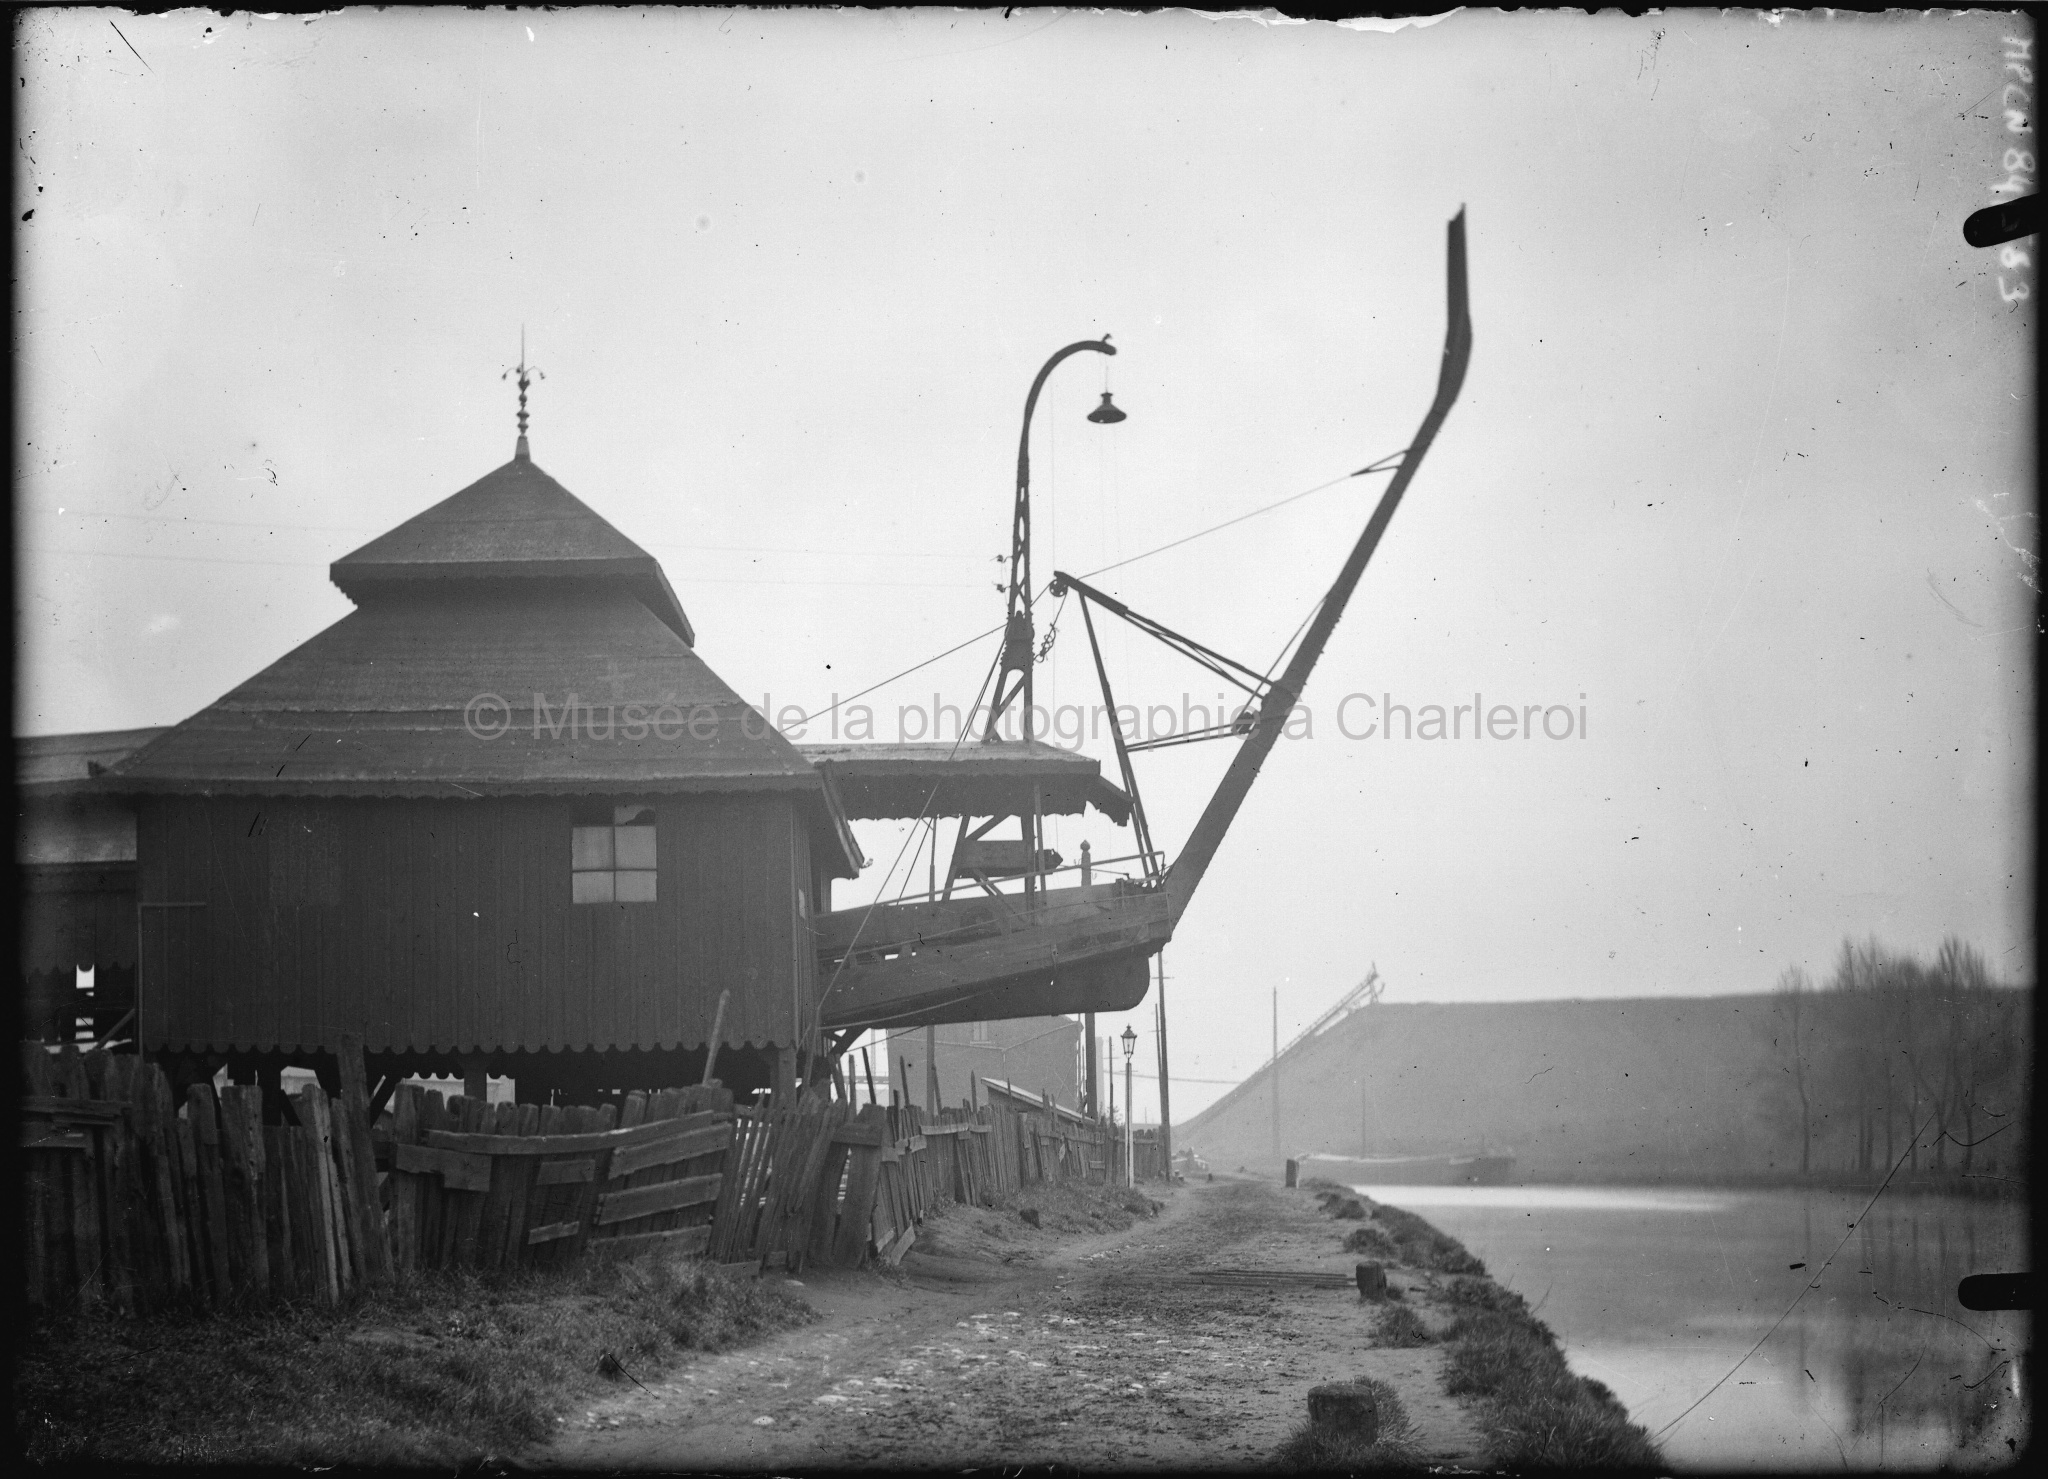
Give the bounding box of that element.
[502,327,545,458]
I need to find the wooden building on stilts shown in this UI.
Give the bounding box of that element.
[104,421,863,1112]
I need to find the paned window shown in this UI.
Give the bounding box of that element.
[572,805,657,904]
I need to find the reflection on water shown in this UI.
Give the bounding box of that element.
[1354,1183,2028,1470]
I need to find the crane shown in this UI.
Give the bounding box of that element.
[816,212,1472,1033]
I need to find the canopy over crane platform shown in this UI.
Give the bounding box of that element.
[799,741,1132,826]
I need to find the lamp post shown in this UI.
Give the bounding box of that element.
[975,338,1126,913]
[1121,1023,1138,1187]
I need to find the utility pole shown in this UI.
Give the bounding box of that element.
[1082,843,1097,1121]
[1271,988,1281,1165]
[1125,1044,1135,1188]
[1106,1037,1115,1127]
[1155,953,1173,1177]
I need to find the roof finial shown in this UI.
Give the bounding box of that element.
[502,327,544,460]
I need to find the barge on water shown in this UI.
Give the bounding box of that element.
[1299,1151,1517,1186]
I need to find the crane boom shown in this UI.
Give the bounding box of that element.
[1278,965,1384,1062]
[1163,210,1472,923]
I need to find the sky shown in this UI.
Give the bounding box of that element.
[15,8,2035,1118]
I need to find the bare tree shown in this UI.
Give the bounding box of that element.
[1823,936,1894,1173]
[1928,936,2018,1174]
[1817,933,2025,1180]
[1771,965,1818,1174]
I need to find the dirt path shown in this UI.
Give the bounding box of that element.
[539,1177,1489,1471]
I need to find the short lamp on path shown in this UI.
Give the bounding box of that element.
[1121,1024,1137,1188]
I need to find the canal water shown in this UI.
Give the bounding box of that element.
[1352,1183,2028,1470]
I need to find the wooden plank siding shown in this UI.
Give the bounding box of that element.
[135,793,806,1054]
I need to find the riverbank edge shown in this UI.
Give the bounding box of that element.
[1301,1177,1664,1471]
[1287,1161,2023,1198]
[1502,1170,2024,1198]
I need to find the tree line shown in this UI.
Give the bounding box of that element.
[1770,936,2028,1179]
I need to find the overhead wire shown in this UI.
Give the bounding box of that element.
[809,450,1408,728]
[1262,592,1327,685]
[783,606,1028,730]
[1076,448,1402,584]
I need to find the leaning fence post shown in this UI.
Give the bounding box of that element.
[335,1033,393,1285]
[389,1083,422,1273]
[186,1082,236,1303]
[298,1084,348,1303]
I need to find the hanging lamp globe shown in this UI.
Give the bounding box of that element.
[1087,391,1127,424]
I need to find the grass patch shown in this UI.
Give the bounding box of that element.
[1366,1201,1488,1275]
[15,1254,815,1467]
[1312,1187,1372,1221]
[1441,1302,1661,1470]
[1343,1224,1400,1259]
[1006,1180,1160,1234]
[1373,1303,1433,1348]
[1442,1274,1530,1314]
[1275,1376,1423,1470]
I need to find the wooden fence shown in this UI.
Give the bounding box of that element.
[21,1039,391,1315]
[980,1089,1169,1186]
[384,1081,734,1271]
[23,1045,1173,1315]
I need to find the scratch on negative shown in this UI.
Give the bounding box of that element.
[1925,571,1982,627]
[109,20,152,74]
[1526,1066,1553,1084]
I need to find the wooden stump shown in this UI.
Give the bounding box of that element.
[1354,1261,1388,1301]
[1284,1157,1298,1187]
[1306,1382,1380,1444]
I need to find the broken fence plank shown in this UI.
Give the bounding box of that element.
[606,1121,733,1179]
[19,1096,123,1121]
[592,1223,713,1260]
[526,1220,580,1246]
[422,1108,724,1157]
[594,1173,721,1227]
[882,1223,917,1266]
[392,1141,494,1193]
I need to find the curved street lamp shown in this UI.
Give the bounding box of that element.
[971,336,1127,917]
[988,336,1125,744]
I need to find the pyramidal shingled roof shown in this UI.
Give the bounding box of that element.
[108,431,860,872]
[331,439,694,645]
